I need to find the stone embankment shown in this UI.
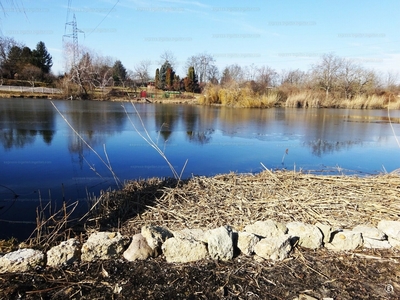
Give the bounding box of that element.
[1,219,399,273]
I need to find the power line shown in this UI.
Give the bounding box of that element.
[86,0,119,38]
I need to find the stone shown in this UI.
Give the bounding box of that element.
[141,225,173,252]
[315,222,333,244]
[388,237,400,248]
[123,233,156,261]
[47,238,81,267]
[81,231,129,262]
[172,228,206,242]
[237,232,260,256]
[352,225,386,240]
[287,222,323,249]
[377,220,400,240]
[162,237,208,263]
[0,248,44,273]
[297,294,319,300]
[206,225,234,261]
[254,234,292,261]
[244,220,287,239]
[363,237,392,249]
[325,231,363,251]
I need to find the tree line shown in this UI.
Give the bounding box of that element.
[1,35,398,101]
[0,36,53,84]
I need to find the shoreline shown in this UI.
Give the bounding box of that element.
[2,90,400,110]
[1,170,399,299]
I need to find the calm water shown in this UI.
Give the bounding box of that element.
[1,98,400,239]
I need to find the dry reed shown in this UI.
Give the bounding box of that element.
[90,170,400,236]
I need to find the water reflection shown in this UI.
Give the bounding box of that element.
[305,139,363,157]
[1,98,400,240]
[0,99,55,149]
[63,101,126,154]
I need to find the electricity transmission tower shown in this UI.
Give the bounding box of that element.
[63,13,84,67]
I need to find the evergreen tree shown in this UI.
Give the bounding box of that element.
[112,60,127,85]
[159,60,173,90]
[4,45,22,78]
[155,68,160,89]
[184,66,199,92]
[31,41,52,73]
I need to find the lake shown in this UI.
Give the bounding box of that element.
[1,98,400,239]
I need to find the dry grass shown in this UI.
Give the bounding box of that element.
[199,85,279,108]
[88,170,400,236]
[285,91,321,108]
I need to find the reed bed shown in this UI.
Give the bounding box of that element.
[90,170,400,236]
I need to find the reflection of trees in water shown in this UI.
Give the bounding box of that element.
[186,129,214,144]
[65,102,126,154]
[154,105,179,142]
[305,139,363,157]
[0,99,55,150]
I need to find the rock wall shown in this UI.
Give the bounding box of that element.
[1,219,399,273]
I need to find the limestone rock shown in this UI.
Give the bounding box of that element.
[388,237,400,248]
[363,237,392,249]
[237,232,260,256]
[81,231,129,262]
[315,222,333,244]
[287,222,323,249]
[162,237,208,263]
[206,225,234,261]
[377,220,400,240]
[244,220,287,239]
[47,238,81,267]
[254,234,292,261]
[325,231,363,251]
[0,248,44,273]
[172,228,206,242]
[352,225,386,240]
[141,225,173,252]
[123,233,156,261]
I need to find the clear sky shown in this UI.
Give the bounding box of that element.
[1,0,399,80]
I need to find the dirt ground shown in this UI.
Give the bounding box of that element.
[1,247,399,300]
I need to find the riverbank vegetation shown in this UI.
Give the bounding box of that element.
[1,35,399,108]
[199,53,400,109]
[2,170,400,299]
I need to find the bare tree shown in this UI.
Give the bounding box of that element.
[185,52,216,84]
[243,63,258,82]
[207,64,220,84]
[311,53,344,99]
[159,50,177,70]
[337,59,361,99]
[134,59,151,86]
[256,65,278,87]
[220,64,244,86]
[280,69,306,86]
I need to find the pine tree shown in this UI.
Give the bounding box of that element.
[159,60,173,90]
[112,60,127,86]
[31,41,52,73]
[184,66,199,92]
[155,68,160,89]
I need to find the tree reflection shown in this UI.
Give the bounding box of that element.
[186,129,214,144]
[0,99,55,150]
[305,139,363,157]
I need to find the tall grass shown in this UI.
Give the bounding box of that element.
[285,91,322,108]
[199,85,279,108]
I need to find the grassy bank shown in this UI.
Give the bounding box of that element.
[84,170,400,239]
[198,85,400,109]
[1,170,399,299]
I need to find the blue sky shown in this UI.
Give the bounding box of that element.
[1,0,399,80]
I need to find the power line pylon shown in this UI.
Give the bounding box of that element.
[63,13,84,67]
